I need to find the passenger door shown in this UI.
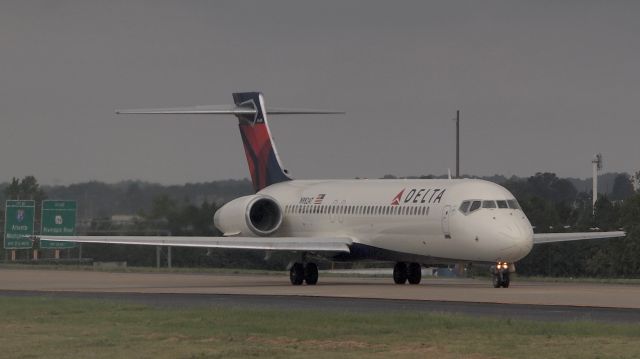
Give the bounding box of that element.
[441,205,451,239]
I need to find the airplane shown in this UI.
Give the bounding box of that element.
[41,92,625,288]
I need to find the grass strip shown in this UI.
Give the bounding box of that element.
[0,296,639,358]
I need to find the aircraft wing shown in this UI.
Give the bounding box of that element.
[533,231,626,244]
[37,236,352,253]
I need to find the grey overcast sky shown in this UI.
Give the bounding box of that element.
[1,1,639,185]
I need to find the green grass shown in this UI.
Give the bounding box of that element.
[0,263,285,276]
[0,297,639,358]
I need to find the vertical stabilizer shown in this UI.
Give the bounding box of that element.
[116,91,343,192]
[233,92,292,191]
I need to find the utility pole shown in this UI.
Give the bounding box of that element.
[455,110,460,178]
[592,153,603,217]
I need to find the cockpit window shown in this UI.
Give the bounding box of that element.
[482,200,497,209]
[460,199,519,213]
[459,201,471,213]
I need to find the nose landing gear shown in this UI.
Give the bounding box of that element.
[491,262,511,288]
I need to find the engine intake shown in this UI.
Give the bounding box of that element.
[214,195,283,236]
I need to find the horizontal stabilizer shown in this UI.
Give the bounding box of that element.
[116,106,344,115]
[533,231,625,244]
[36,235,353,253]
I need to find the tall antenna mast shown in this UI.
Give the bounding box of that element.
[455,110,460,178]
[592,153,603,216]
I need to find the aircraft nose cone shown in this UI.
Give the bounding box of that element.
[497,222,534,261]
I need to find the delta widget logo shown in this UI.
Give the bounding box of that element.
[390,189,405,206]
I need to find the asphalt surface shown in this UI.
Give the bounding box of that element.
[0,268,639,323]
[1,290,639,323]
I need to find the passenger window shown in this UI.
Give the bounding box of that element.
[482,200,497,209]
[469,201,481,212]
[507,200,520,210]
[497,200,508,209]
[459,201,471,213]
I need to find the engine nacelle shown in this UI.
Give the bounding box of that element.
[213,195,283,237]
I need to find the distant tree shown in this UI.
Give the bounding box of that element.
[148,194,178,220]
[4,176,46,201]
[610,173,634,201]
[526,172,577,203]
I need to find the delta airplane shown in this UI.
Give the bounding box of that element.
[42,92,625,288]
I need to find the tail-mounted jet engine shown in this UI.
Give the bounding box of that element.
[213,195,283,236]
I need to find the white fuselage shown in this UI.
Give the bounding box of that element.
[258,178,534,264]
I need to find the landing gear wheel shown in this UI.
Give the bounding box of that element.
[501,273,510,288]
[407,262,422,284]
[492,271,510,288]
[492,274,501,288]
[393,262,408,284]
[304,263,318,285]
[290,262,304,285]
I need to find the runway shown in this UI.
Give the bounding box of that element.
[1,268,639,323]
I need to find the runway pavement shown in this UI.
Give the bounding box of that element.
[0,268,639,322]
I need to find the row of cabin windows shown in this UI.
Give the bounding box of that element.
[283,204,430,217]
[459,199,521,214]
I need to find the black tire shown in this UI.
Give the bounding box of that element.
[492,274,501,288]
[407,262,422,284]
[290,262,304,285]
[304,263,319,285]
[501,273,510,288]
[393,262,408,284]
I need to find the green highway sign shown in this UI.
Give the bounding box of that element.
[4,200,35,249]
[40,200,77,249]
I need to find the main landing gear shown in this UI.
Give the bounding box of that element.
[491,262,510,288]
[289,262,318,285]
[393,262,422,284]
